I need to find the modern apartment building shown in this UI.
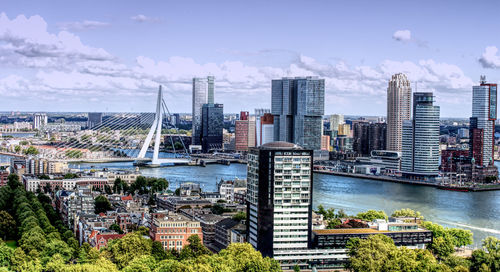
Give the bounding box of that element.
[386,73,412,152]
[235,111,256,152]
[401,92,440,178]
[201,103,224,152]
[470,76,497,166]
[33,113,48,130]
[192,76,215,145]
[246,141,313,257]
[87,112,102,129]
[272,77,325,150]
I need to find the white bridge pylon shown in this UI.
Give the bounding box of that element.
[137,85,190,165]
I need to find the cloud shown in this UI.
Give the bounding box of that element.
[58,20,110,31]
[130,14,160,23]
[392,29,428,48]
[0,12,475,115]
[479,46,500,69]
[0,13,114,69]
[393,30,411,42]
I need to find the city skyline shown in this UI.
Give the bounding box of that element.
[2,0,500,117]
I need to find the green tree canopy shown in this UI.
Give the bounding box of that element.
[391,208,424,219]
[355,210,388,222]
[94,195,112,214]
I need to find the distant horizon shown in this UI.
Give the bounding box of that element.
[2,0,500,117]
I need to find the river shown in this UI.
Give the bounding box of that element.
[1,154,499,246]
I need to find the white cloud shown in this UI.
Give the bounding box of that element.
[0,13,475,115]
[393,30,411,42]
[58,20,110,31]
[0,13,114,69]
[479,46,500,69]
[130,14,160,23]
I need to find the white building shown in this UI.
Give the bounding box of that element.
[386,73,412,152]
[33,113,48,130]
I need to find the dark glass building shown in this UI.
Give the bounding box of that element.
[271,77,325,150]
[201,103,223,152]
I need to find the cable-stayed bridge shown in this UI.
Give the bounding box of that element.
[40,86,191,166]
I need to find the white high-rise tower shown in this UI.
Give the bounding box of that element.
[386,73,412,152]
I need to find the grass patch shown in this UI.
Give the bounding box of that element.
[5,240,17,249]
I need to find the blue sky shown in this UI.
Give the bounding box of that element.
[1,0,500,117]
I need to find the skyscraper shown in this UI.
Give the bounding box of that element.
[246,141,313,257]
[192,76,215,145]
[87,112,102,129]
[201,103,223,152]
[470,76,497,166]
[386,73,412,152]
[329,114,344,137]
[272,77,325,150]
[33,113,47,130]
[235,111,256,152]
[401,92,440,178]
[255,108,271,146]
[260,113,274,146]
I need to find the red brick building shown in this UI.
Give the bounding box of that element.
[149,211,203,251]
[89,231,126,250]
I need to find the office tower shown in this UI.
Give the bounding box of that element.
[200,103,223,152]
[369,123,387,151]
[33,113,47,130]
[260,113,274,145]
[235,111,256,151]
[401,92,440,177]
[352,121,370,155]
[337,123,351,136]
[272,77,325,150]
[470,76,497,166]
[330,114,344,137]
[255,109,271,146]
[87,112,102,129]
[386,73,412,152]
[246,142,313,257]
[192,76,215,145]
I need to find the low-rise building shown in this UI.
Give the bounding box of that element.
[214,218,245,250]
[149,211,203,251]
[157,196,211,212]
[88,231,125,250]
[23,176,107,192]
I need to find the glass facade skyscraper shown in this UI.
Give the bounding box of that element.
[401,92,440,177]
[471,76,497,166]
[192,76,215,145]
[271,77,325,150]
[201,103,223,152]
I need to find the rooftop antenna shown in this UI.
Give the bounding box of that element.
[480,75,486,84]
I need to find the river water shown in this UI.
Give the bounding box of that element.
[2,154,498,246]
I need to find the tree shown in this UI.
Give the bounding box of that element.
[113,178,129,194]
[232,212,246,221]
[63,173,79,179]
[0,211,16,240]
[23,146,39,155]
[174,188,180,196]
[104,232,152,269]
[179,235,211,259]
[346,234,445,272]
[211,204,226,215]
[14,145,21,153]
[391,208,424,219]
[151,241,168,261]
[355,210,388,222]
[471,236,500,272]
[0,240,14,269]
[94,195,112,214]
[7,174,21,190]
[109,224,123,234]
[104,185,113,194]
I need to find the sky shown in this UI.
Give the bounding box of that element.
[1,0,500,117]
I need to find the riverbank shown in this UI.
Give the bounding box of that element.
[0,151,25,158]
[313,169,500,192]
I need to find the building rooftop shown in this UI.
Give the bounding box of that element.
[260,141,303,150]
[313,228,430,235]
